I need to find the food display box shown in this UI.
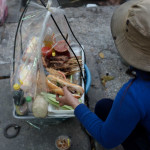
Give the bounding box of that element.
[13,50,86,119]
[12,3,91,120]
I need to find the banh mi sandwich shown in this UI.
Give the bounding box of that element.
[46,75,84,98]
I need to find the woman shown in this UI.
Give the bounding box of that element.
[56,0,150,149]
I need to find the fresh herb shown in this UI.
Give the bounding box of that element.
[41,92,73,110]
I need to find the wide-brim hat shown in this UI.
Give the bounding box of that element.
[111,0,150,72]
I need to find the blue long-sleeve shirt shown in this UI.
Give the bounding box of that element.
[74,70,150,148]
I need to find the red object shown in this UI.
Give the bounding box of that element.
[41,47,52,57]
[0,0,8,25]
[54,40,69,52]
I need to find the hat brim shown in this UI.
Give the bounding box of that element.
[111,0,150,72]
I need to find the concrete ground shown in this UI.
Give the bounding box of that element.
[0,0,130,150]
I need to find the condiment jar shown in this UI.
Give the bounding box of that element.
[25,96,33,113]
[13,83,28,116]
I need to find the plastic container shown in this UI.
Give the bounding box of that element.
[13,63,91,119]
[13,84,24,105]
[25,96,33,113]
[16,103,28,116]
[55,135,71,150]
[12,7,91,119]
[13,83,28,116]
[71,44,82,85]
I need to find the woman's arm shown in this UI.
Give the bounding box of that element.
[75,80,141,148]
[56,81,141,148]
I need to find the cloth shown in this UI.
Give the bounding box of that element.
[74,70,150,149]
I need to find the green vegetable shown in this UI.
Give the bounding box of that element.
[41,92,73,110]
[70,75,73,83]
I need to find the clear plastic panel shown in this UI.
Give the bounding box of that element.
[12,1,84,118]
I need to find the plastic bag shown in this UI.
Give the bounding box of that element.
[0,0,8,25]
[12,2,48,98]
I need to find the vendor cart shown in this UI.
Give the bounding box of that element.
[12,0,91,121]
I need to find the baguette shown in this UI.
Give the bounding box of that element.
[46,75,84,98]
[22,37,38,62]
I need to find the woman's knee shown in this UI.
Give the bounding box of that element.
[94,98,113,121]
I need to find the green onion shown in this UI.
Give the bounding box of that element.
[41,92,73,110]
[70,75,73,83]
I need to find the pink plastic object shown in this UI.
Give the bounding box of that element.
[0,0,8,25]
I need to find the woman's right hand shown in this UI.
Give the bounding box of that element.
[56,86,80,109]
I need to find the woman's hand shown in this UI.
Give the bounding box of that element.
[56,86,80,109]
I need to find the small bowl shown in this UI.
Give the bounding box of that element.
[55,135,71,150]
